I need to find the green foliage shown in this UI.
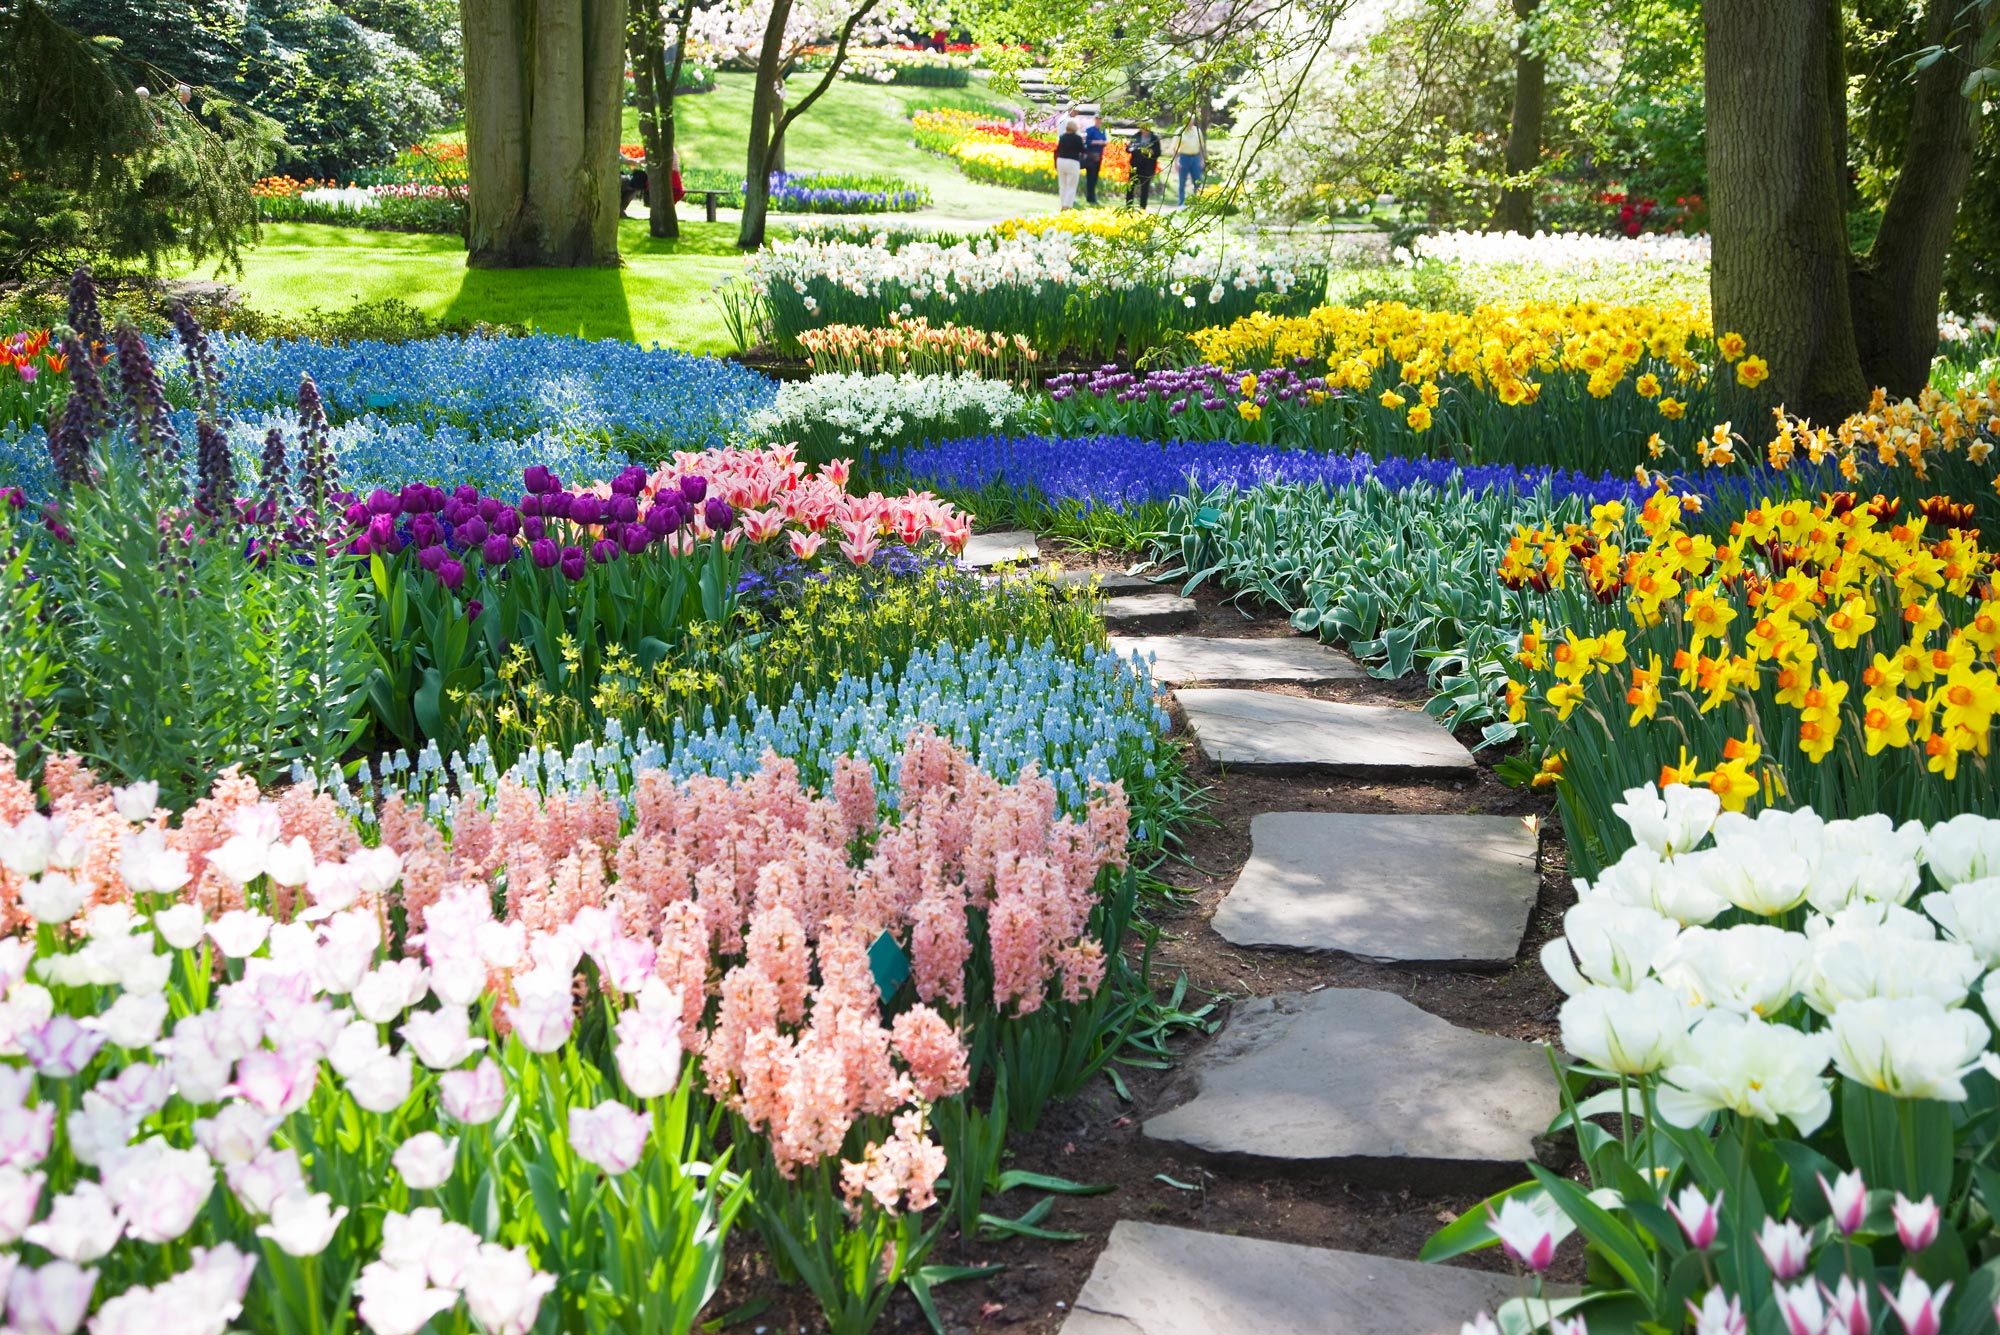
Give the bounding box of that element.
[0,505,60,772]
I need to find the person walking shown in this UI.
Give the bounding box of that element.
[1171,117,1205,206]
[1054,117,1084,210]
[1081,113,1108,206]
[1126,119,1161,210]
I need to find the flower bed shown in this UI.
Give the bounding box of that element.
[0,331,64,433]
[674,168,930,214]
[1184,301,1760,474]
[912,109,1132,194]
[0,723,1151,1335]
[252,177,465,234]
[738,371,1033,463]
[741,229,1328,361]
[1502,486,1998,877]
[1446,787,2000,1335]
[798,317,1041,382]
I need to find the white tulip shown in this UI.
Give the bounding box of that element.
[21,875,88,926]
[110,782,159,824]
[1804,814,1926,913]
[1831,997,1990,1100]
[152,903,206,951]
[1559,981,1691,1074]
[1925,877,2000,966]
[1656,923,1809,1017]
[1682,841,1813,917]
[1612,782,1719,856]
[1586,844,1728,926]
[1927,814,2000,888]
[256,1188,347,1257]
[1540,900,1680,996]
[118,829,190,896]
[1804,917,1982,1015]
[1655,1011,1833,1134]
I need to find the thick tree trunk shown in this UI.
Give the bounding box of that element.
[1848,0,1980,397]
[1494,0,1545,235]
[1706,0,1868,422]
[462,0,624,267]
[738,0,795,251]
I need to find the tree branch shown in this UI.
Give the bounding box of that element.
[771,0,882,160]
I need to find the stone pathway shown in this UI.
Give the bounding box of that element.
[1176,688,1477,778]
[1060,1222,1541,1335]
[962,529,1043,568]
[1009,536,1557,1334]
[1211,813,1537,965]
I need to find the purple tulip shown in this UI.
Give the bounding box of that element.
[560,549,586,581]
[457,516,489,547]
[409,513,443,547]
[678,475,706,504]
[343,502,368,528]
[438,559,466,591]
[476,497,501,522]
[493,507,521,537]
[366,489,398,516]
[466,600,484,622]
[518,494,542,518]
[523,465,555,494]
[703,498,733,532]
[481,534,513,564]
[399,484,431,513]
[442,499,474,527]
[366,514,398,551]
[569,495,603,526]
[620,525,650,554]
[610,494,639,524]
[523,516,546,541]
[544,493,572,520]
[417,544,445,573]
[453,485,478,504]
[590,538,618,564]
[530,537,558,569]
[643,504,676,537]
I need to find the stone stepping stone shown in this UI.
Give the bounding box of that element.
[960,529,1041,567]
[1213,813,1537,966]
[1054,569,1153,593]
[1142,988,1559,1190]
[1176,688,1474,778]
[1109,635,1362,685]
[1061,1221,1541,1335]
[1102,593,1198,633]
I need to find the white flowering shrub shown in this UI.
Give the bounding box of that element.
[1434,787,2000,1335]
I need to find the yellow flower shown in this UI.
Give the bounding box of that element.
[1684,587,1737,650]
[1546,681,1587,720]
[1625,653,1663,724]
[1590,500,1626,537]
[1531,752,1566,788]
[1658,397,1686,420]
[1506,680,1528,723]
[1419,381,1440,408]
[1718,331,1748,361]
[1380,390,1406,410]
[1237,400,1262,423]
[1239,373,1259,397]
[1735,354,1770,388]
[1703,756,1760,812]
[1407,404,1433,432]
[1863,694,1914,754]
[1825,595,1877,650]
[1635,372,1662,398]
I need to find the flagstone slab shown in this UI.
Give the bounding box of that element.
[960,529,1041,567]
[1213,813,1537,966]
[1102,593,1199,633]
[1142,988,1559,1190]
[1054,569,1154,593]
[1176,689,1476,777]
[1060,1222,1534,1335]
[1108,635,1363,685]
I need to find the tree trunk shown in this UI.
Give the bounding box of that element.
[738,0,795,251]
[1706,0,1868,422]
[1494,0,1545,235]
[629,0,678,239]
[462,0,625,267]
[1847,0,1980,397]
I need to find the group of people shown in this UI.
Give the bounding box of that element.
[1051,109,1206,212]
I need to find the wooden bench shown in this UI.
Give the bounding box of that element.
[621,171,729,222]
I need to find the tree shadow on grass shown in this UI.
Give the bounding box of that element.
[442,263,637,342]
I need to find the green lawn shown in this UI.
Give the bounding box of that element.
[645,71,1037,223]
[200,221,751,351]
[194,74,1055,351]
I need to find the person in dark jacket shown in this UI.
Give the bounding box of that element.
[1053,118,1085,210]
[1126,120,1162,210]
[1081,114,1109,206]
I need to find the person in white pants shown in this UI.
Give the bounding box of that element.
[1054,117,1084,210]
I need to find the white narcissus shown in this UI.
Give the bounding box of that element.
[1558,980,1691,1075]
[1830,996,1991,1101]
[1654,1011,1833,1135]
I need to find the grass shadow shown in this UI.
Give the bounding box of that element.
[442,262,637,341]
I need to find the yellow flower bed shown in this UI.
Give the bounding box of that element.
[952,138,1056,185]
[1743,383,2000,497]
[797,315,1041,382]
[992,209,1157,242]
[1504,485,1999,869]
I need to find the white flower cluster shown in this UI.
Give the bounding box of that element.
[1547,786,2000,1133]
[747,229,1319,304]
[739,372,1030,451]
[296,187,380,213]
[1939,310,1998,346]
[1405,230,1713,269]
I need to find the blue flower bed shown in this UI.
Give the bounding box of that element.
[768,175,928,214]
[893,433,1664,512]
[184,334,776,456]
[356,637,1168,831]
[0,410,628,506]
